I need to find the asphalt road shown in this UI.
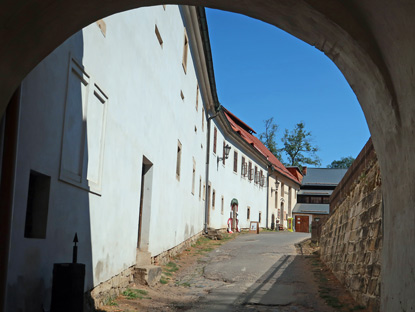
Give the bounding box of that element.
[185,231,336,312]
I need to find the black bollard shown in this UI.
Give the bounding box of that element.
[50,233,85,312]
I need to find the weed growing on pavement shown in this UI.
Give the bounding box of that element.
[122,288,151,300]
[103,296,118,306]
[165,262,179,273]
[307,254,368,312]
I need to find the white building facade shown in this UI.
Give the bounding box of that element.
[2,5,276,311]
[206,113,268,230]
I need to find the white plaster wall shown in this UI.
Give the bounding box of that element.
[207,122,267,230]
[268,174,299,228]
[6,5,208,311]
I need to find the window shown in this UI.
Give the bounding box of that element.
[180,90,185,100]
[281,202,285,220]
[196,85,199,111]
[247,207,250,220]
[248,161,253,181]
[280,183,284,197]
[96,19,106,37]
[212,189,216,210]
[24,170,51,239]
[60,57,107,195]
[275,188,278,208]
[202,108,205,131]
[191,158,196,195]
[233,151,238,172]
[259,212,262,223]
[222,141,226,165]
[176,140,182,180]
[323,197,330,204]
[259,170,264,187]
[202,183,206,200]
[254,166,258,184]
[241,157,247,177]
[182,29,189,73]
[221,196,224,215]
[199,176,202,200]
[288,187,292,216]
[277,209,281,220]
[311,196,322,204]
[213,127,217,154]
[298,195,311,203]
[155,25,163,47]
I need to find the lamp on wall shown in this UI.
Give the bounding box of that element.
[218,144,231,164]
[271,180,279,192]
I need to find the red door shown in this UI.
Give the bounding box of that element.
[295,216,310,233]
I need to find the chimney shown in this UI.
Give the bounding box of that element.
[302,166,307,176]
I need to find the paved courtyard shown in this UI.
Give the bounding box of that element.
[101,231,362,312]
[184,231,338,311]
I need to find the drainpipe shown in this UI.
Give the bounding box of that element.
[204,109,219,234]
[266,165,271,229]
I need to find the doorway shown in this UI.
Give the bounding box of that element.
[137,156,153,251]
[295,215,310,233]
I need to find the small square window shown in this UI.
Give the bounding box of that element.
[155,25,163,47]
[176,141,182,180]
[182,29,189,73]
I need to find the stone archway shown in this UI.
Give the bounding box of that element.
[0,1,414,310]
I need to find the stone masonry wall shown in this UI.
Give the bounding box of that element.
[320,139,382,310]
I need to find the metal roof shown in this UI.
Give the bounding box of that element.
[298,190,333,196]
[302,168,347,186]
[292,203,329,215]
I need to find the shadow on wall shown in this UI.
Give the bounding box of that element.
[3,30,97,311]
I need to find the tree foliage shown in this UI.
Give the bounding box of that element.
[281,122,321,168]
[259,117,282,160]
[327,156,355,169]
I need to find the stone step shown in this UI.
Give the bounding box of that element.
[205,228,223,240]
[136,250,151,266]
[134,265,162,286]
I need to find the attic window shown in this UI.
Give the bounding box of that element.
[155,25,163,47]
[182,29,189,74]
[96,19,106,37]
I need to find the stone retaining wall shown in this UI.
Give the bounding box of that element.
[320,139,382,310]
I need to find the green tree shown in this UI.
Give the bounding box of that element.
[327,156,355,169]
[259,117,282,160]
[281,122,321,168]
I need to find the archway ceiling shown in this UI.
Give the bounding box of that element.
[0,0,413,165]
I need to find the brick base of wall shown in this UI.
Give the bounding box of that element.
[152,231,203,265]
[85,231,204,310]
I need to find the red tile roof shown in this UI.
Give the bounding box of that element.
[287,167,304,183]
[223,108,300,185]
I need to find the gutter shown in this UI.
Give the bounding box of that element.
[196,7,220,111]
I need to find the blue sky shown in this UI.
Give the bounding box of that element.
[205,8,370,167]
